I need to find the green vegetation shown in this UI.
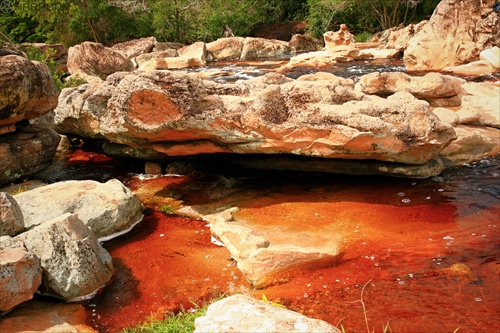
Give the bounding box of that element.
[122,306,207,333]
[261,293,287,308]
[160,204,175,215]
[1,0,439,47]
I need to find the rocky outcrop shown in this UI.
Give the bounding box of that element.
[194,294,341,333]
[14,179,144,241]
[206,37,245,60]
[289,34,324,53]
[240,37,290,60]
[207,208,344,288]
[16,213,114,301]
[47,71,456,168]
[404,0,500,70]
[0,125,61,186]
[480,46,500,68]
[357,72,464,106]
[0,55,59,127]
[0,192,24,236]
[323,24,354,52]
[0,236,42,312]
[111,36,157,59]
[67,42,134,80]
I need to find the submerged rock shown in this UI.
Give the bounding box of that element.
[207,208,344,288]
[194,294,341,333]
[14,179,144,241]
[16,213,114,301]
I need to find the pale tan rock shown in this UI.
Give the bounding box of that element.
[0,55,59,126]
[357,72,463,99]
[194,294,341,333]
[240,37,290,60]
[0,192,24,236]
[0,301,97,333]
[323,24,354,53]
[456,82,500,128]
[178,41,207,67]
[480,46,500,68]
[358,48,402,59]
[16,213,114,301]
[135,50,179,67]
[0,236,42,312]
[443,60,496,76]
[432,107,460,127]
[440,125,500,165]
[404,0,499,70]
[47,71,457,166]
[206,37,245,60]
[111,36,156,59]
[15,179,144,241]
[384,21,428,51]
[67,42,134,80]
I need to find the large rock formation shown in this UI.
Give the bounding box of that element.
[45,70,456,170]
[404,0,500,70]
[14,179,144,241]
[194,294,341,333]
[16,213,114,301]
[0,236,42,312]
[0,55,59,128]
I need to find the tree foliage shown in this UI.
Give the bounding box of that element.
[1,0,440,46]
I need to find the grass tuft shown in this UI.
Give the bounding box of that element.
[122,306,207,333]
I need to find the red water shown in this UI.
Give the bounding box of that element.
[79,156,500,333]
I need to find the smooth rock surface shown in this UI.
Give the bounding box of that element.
[16,213,114,301]
[207,208,344,288]
[194,294,341,333]
[0,236,42,312]
[240,37,290,60]
[480,46,500,68]
[0,192,24,236]
[14,179,144,240]
[206,37,245,60]
[111,36,157,59]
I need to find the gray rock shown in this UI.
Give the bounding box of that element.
[0,236,42,312]
[16,213,114,301]
[15,179,144,241]
[194,294,341,333]
[0,192,24,236]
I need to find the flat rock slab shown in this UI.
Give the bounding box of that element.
[194,294,340,333]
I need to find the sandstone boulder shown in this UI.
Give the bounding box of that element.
[47,70,457,166]
[323,24,354,53]
[153,42,184,52]
[480,46,500,68]
[357,72,463,99]
[289,34,324,53]
[384,21,428,51]
[194,294,341,333]
[0,55,59,127]
[111,36,157,59]
[67,42,134,80]
[16,213,114,301]
[178,41,207,66]
[404,0,500,70]
[135,50,179,67]
[0,125,61,186]
[240,38,290,60]
[442,60,496,76]
[0,236,42,312]
[455,82,500,128]
[206,37,245,60]
[14,179,144,241]
[0,192,24,236]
